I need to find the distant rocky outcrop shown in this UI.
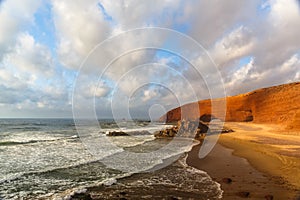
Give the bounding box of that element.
[160,82,300,131]
[154,126,178,138]
[154,118,233,139]
[154,119,208,139]
[106,130,151,136]
[106,131,130,136]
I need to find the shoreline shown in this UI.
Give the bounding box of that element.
[50,138,222,200]
[63,153,223,200]
[53,122,300,200]
[187,122,300,200]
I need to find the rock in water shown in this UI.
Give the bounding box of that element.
[68,190,92,200]
[197,121,209,133]
[200,114,216,122]
[107,131,129,136]
[154,127,178,138]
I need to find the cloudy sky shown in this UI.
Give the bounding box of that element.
[0,0,299,119]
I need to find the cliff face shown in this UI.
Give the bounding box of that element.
[160,82,300,130]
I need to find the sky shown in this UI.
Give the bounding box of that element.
[0,0,299,119]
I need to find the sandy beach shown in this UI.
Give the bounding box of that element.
[187,122,300,200]
[61,122,300,200]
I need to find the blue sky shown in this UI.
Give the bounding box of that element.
[0,0,299,118]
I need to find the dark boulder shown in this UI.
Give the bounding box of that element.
[198,122,209,133]
[107,131,129,136]
[236,191,250,198]
[264,194,274,200]
[200,114,216,122]
[221,127,234,133]
[222,178,233,184]
[69,191,92,200]
[154,126,178,138]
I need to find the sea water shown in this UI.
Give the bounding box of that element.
[0,119,222,199]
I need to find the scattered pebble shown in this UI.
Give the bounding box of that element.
[222,178,233,184]
[265,194,274,200]
[168,196,180,200]
[237,191,250,198]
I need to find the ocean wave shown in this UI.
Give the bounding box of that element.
[179,154,223,199]
[98,137,199,173]
[0,158,102,185]
[56,154,223,200]
[0,135,79,146]
[100,124,173,135]
[0,159,128,200]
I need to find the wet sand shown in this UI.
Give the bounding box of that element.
[58,122,300,200]
[187,122,300,200]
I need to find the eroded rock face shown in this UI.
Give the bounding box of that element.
[160,82,300,130]
[154,126,179,138]
[287,110,300,131]
[154,119,209,139]
[154,118,234,139]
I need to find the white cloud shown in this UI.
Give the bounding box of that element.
[142,90,157,102]
[52,0,111,69]
[4,33,54,77]
[0,31,69,114]
[212,26,255,67]
[182,0,260,47]
[270,0,300,26]
[189,0,300,96]
[100,0,182,29]
[252,0,300,71]
[0,0,41,57]
[1,0,300,118]
[224,53,300,95]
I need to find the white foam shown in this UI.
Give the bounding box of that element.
[100,124,173,134]
[0,131,63,143]
[108,135,155,148]
[0,121,223,199]
[0,137,96,184]
[102,178,117,186]
[99,138,199,173]
[179,154,224,199]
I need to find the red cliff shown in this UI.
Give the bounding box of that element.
[160,82,300,130]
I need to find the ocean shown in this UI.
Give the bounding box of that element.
[0,119,222,199]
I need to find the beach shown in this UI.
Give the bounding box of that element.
[2,119,300,199]
[187,122,300,200]
[63,122,300,200]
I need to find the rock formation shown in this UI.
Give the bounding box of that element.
[106,131,130,136]
[154,119,233,139]
[106,130,151,136]
[154,119,208,139]
[160,82,300,130]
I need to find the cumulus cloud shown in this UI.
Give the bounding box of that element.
[180,0,300,96]
[0,0,41,58]
[100,0,182,29]
[52,0,111,69]
[3,33,54,77]
[181,0,260,47]
[0,0,299,118]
